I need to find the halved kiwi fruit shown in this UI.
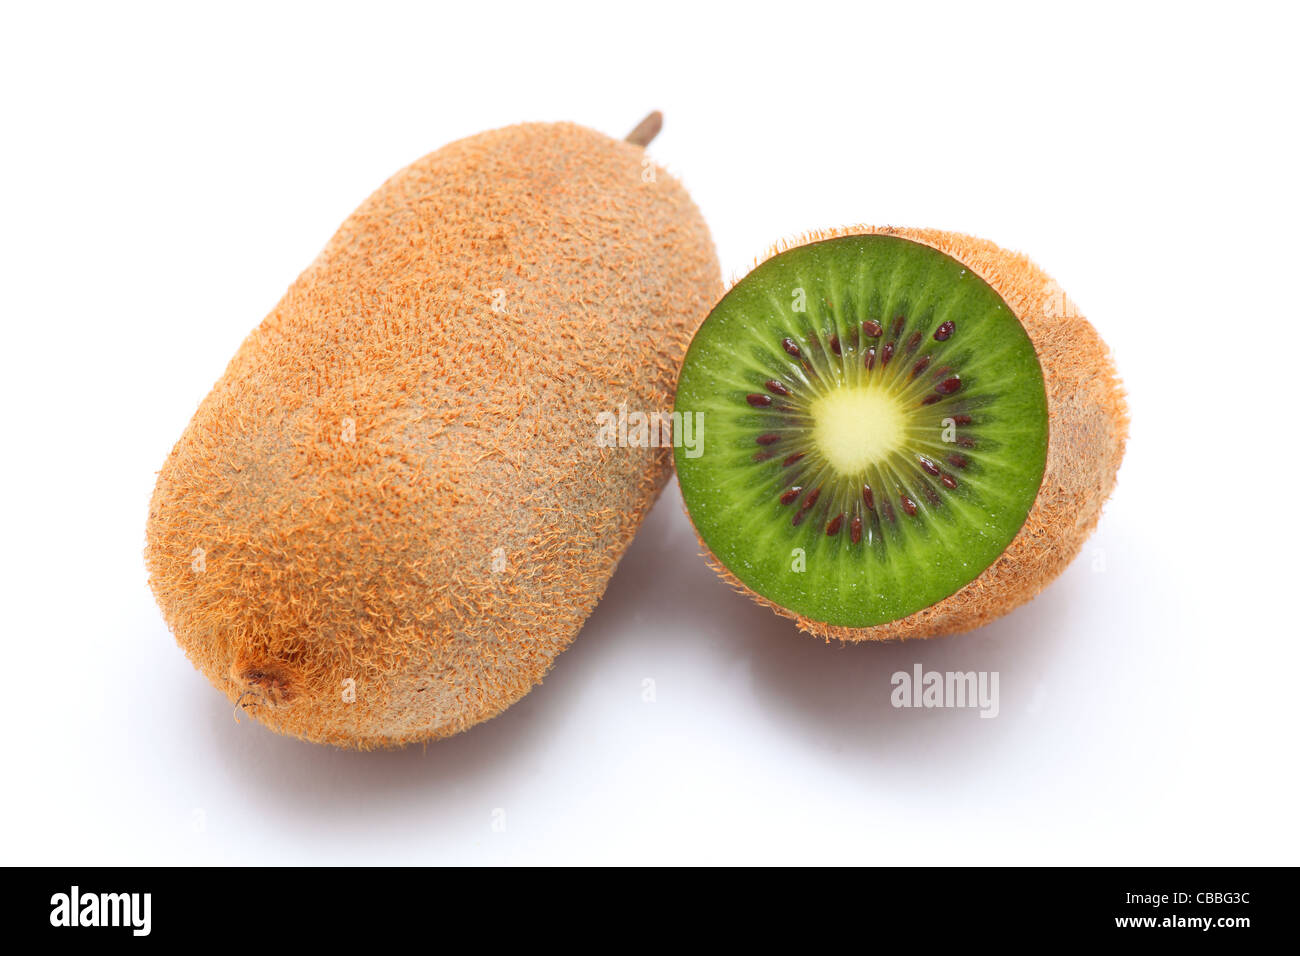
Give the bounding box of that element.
[674,227,1127,641]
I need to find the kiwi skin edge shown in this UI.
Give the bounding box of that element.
[682,225,1129,642]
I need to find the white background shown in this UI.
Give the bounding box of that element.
[3,2,1296,865]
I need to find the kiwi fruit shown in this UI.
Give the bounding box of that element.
[146,116,720,748]
[673,226,1126,640]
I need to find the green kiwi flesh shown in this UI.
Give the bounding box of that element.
[674,234,1049,628]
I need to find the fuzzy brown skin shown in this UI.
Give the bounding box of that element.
[693,226,1128,641]
[146,122,721,748]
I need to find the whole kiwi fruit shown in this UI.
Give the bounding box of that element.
[146,115,720,748]
[673,226,1127,640]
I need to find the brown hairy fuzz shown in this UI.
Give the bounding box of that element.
[146,119,720,748]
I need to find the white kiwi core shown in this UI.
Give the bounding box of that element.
[810,386,908,474]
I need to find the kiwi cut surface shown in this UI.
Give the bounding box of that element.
[675,227,1126,640]
[676,234,1049,627]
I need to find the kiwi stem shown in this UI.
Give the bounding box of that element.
[625,111,663,147]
